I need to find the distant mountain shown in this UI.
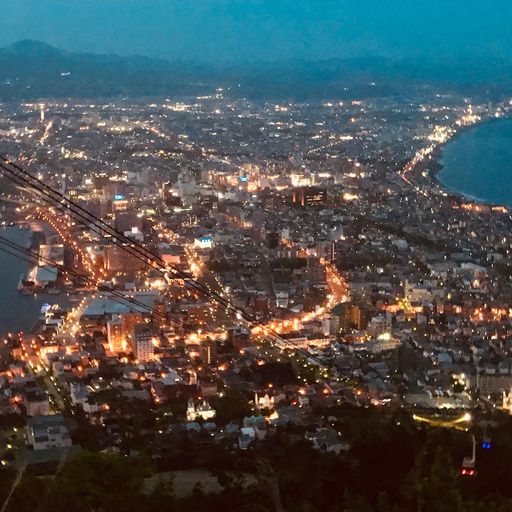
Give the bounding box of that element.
[0,40,212,99]
[0,40,511,100]
[5,40,64,58]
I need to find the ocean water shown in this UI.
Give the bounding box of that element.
[438,118,512,207]
[0,226,69,333]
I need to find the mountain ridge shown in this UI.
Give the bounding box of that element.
[1,40,511,100]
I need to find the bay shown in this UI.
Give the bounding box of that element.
[0,225,70,334]
[438,118,512,208]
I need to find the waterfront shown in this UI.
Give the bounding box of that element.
[0,225,68,333]
[438,118,512,207]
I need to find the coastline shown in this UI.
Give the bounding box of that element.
[0,224,66,335]
[424,116,512,210]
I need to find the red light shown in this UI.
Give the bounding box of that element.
[461,469,467,475]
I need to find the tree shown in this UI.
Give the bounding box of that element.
[7,472,49,512]
[405,446,462,512]
[145,476,176,511]
[210,389,252,425]
[43,451,150,512]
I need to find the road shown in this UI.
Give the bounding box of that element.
[22,338,67,412]
[0,464,26,512]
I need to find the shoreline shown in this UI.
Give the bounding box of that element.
[424,116,512,211]
[0,224,66,335]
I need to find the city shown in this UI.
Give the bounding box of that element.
[1,2,512,511]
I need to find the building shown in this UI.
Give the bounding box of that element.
[266,231,280,249]
[367,315,392,338]
[200,338,217,365]
[334,303,373,330]
[290,172,314,187]
[112,194,128,212]
[69,383,99,413]
[404,281,434,304]
[24,388,50,417]
[322,315,340,336]
[316,240,336,262]
[104,245,147,273]
[186,398,216,421]
[27,415,72,450]
[250,297,270,320]
[238,427,257,450]
[193,235,214,249]
[255,392,275,409]
[291,186,327,207]
[280,332,332,349]
[39,244,64,266]
[305,427,348,454]
[366,335,401,353]
[503,388,512,414]
[107,316,124,353]
[227,326,250,349]
[131,323,156,362]
[28,265,58,289]
[115,210,142,233]
[477,374,512,394]
[122,312,145,339]
[152,299,168,328]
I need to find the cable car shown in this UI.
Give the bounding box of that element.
[461,435,477,476]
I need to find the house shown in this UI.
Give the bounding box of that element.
[305,427,348,454]
[238,427,256,449]
[70,382,99,413]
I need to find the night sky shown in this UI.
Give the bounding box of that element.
[1,0,511,64]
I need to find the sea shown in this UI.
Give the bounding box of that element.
[0,225,69,334]
[438,117,512,208]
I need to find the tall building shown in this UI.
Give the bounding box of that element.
[334,303,373,331]
[316,240,336,262]
[107,316,124,353]
[322,315,340,336]
[200,338,217,365]
[131,323,156,362]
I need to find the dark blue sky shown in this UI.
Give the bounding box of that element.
[1,0,511,63]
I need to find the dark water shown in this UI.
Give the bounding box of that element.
[438,118,512,207]
[0,226,69,333]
